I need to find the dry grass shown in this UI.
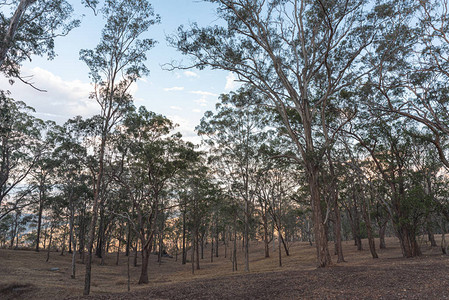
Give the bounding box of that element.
[0,236,447,299]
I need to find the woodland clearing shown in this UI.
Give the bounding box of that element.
[1,236,448,299]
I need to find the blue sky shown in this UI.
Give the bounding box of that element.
[0,0,239,143]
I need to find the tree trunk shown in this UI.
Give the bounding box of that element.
[396,224,421,258]
[326,150,344,263]
[307,163,331,267]
[362,203,378,259]
[359,183,378,259]
[232,217,237,272]
[69,204,74,254]
[125,224,131,257]
[278,228,282,267]
[60,227,66,256]
[71,236,77,279]
[133,240,138,267]
[441,221,448,255]
[84,121,109,295]
[36,193,44,252]
[196,230,200,270]
[244,199,250,272]
[138,247,150,284]
[200,233,204,260]
[127,245,131,292]
[278,230,290,256]
[263,214,269,258]
[116,230,122,266]
[210,231,214,263]
[46,223,54,262]
[350,188,363,251]
[157,233,162,264]
[96,206,105,258]
[224,228,228,259]
[215,228,219,258]
[191,238,195,274]
[84,196,100,294]
[379,221,387,249]
[0,0,37,67]
[182,209,186,265]
[428,229,437,247]
[79,206,86,261]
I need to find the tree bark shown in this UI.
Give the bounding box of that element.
[0,0,37,68]
[133,240,138,267]
[139,247,150,284]
[71,236,77,279]
[182,208,186,265]
[210,230,214,263]
[379,221,387,249]
[46,223,54,262]
[196,230,200,270]
[278,228,282,267]
[326,150,345,263]
[232,217,237,272]
[360,188,378,259]
[244,199,250,272]
[84,127,108,295]
[263,213,269,258]
[427,228,437,247]
[307,162,331,267]
[116,228,122,266]
[35,184,45,252]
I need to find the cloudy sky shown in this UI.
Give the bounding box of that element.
[0,0,240,144]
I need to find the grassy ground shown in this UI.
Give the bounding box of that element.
[0,236,448,299]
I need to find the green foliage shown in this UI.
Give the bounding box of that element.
[0,0,79,80]
[0,92,45,214]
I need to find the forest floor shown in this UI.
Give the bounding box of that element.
[1,236,449,299]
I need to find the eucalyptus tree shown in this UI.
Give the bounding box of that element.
[197,87,270,272]
[116,106,198,284]
[408,135,444,248]
[52,117,89,257]
[349,112,432,258]
[255,139,300,261]
[171,0,397,267]
[0,92,45,220]
[338,138,379,258]
[182,164,216,273]
[80,0,159,294]
[367,0,449,169]
[256,157,298,266]
[31,146,57,252]
[0,0,79,86]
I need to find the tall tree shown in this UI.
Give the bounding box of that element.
[171,0,394,267]
[80,0,159,294]
[197,87,270,272]
[116,107,197,284]
[0,93,45,220]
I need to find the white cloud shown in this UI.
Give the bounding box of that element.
[190,90,218,97]
[164,86,185,92]
[0,67,98,124]
[170,106,182,111]
[194,97,208,107]
[184,71,199,78]
[225,72,238,91]
[167,114,201,145]
[194,98,207,104]
[192,109,202,113]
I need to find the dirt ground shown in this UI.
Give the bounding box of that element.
[1,236,448,299]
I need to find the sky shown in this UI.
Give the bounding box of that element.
[0,0,240,144]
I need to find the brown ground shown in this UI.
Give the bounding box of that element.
[1,237,448,299]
